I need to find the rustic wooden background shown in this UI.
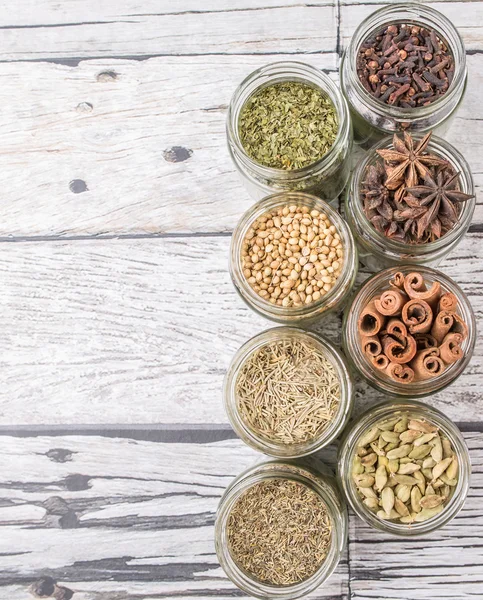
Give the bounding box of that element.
[0,1,482,599]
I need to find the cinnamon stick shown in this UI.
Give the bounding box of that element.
[384,318,408,344]
[381,334,417,364]
[390,272,405,290]
[402,299,433,334]
[362,335,382,357]
[431,310,454,344]
[371,354,390,370]
[438,292,458,314]
[411,347,445,380]
[374,289,407,316]
[358,297,386,336]
[449,313,469,340]
[414,333,438,350]
[386,362,415,384]
[439,332,464,364]
[403,272,441,309]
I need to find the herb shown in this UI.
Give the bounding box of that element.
[236,338,341,445]
[361,132,474,244]
[227,479,331,585]
[353,413,458,524]
[242,205,344,307]
[357,23,454,107]
[239,81,338,170]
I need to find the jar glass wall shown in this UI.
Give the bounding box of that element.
[227,61,353,202]
[215,460,348,599]
[345,134,476,271]
[338,400,471,536]
[224,327,353,458]
[340,3,467,148]
[230,192,358,324]
[342,265,476,397]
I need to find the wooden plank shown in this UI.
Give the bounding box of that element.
[348,429,483,599]
[0,54,482,238]
[0,434,349,599]
[0,235,482,426]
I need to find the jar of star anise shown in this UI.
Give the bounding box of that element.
[345,133,475,272]
[340,3,467,148]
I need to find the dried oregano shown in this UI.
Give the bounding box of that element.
[227,479,332,585]
[239,81,338,170]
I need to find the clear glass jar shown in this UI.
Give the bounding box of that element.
[224,327,353,458]
[215,459,348,599]
[227,61,353,202]
[230,192,358,324]
[340,3,467,148]
[338,399,471,536]
[342,265,476,397]
[345,134,476,271]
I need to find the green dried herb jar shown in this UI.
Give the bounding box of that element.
[227,61,353,203]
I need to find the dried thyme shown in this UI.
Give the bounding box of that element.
[236,338,341,445]
[227,479,332,585]
[239,81,338,170]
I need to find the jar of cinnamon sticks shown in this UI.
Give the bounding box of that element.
[342,265,476,397]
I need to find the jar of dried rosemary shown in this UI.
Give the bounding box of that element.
[230,192,358,323]
[345,132,475,271]
[338,400,470,536]
[224,327,353,458]
[227,61,352,202]
[340,3,467,148]
[342,265,476,398]
[215,460,347,599]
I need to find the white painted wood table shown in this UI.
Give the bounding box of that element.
[0,1,482,599]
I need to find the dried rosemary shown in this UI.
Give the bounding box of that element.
[236,338,341,445]
[238,81,338,170]
[227,479,332,585]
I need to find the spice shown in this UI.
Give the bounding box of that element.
[361,132,474,244]
[358,271,467,383]
[236,338,341,445]
[242,205,344,307]
[357,23,454,107]
[227,479,331,585]
[239,81,338,170]
[353,413,458,524]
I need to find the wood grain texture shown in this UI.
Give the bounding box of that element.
[0,235,482,426]
[0,434,349,599]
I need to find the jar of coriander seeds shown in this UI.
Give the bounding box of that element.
[345,133,476,271]
[340,3,467,148]
[227,61,352,202]
[215,460,348,599]
[338,400,471,536]
[230,192,358,323]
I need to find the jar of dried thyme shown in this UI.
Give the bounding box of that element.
[224,327,353,458]
[230,192,358,323]
[338,400,470,536]
[215,460,347,599]
[227,61,352,202]
[340,3,467,148]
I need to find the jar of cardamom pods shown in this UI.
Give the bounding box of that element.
[227,61,352,202]
[340,3,467,148]
[338,400,470,536]
[215,460,348,599]
[345,133,475,271]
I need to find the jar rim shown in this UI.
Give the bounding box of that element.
[224,327,353,458]
[337,399,471,536]
[342,264,476,397]
[347,133,476,256]
[341,2,467,123]
[230,191,358,322]
[227,61,351,181]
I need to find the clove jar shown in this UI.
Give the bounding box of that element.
[338,400,471,536]
[227,61,352,202]
[215,460,348,599]
[340,3,467,148]
[345,134,476,271]
[230,192,358,324]
[224,327,353,458]
[342,265,476,398]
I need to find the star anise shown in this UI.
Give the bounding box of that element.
[376,132,448,190]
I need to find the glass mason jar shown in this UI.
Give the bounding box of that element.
[224,327,353,458]
[230,192,358,324]
[227,61,353,202]
[215,459,348,599]
[340,3,467,148]
[338,399,471,536]
[345,134,476,271]
[342,265,476,397]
